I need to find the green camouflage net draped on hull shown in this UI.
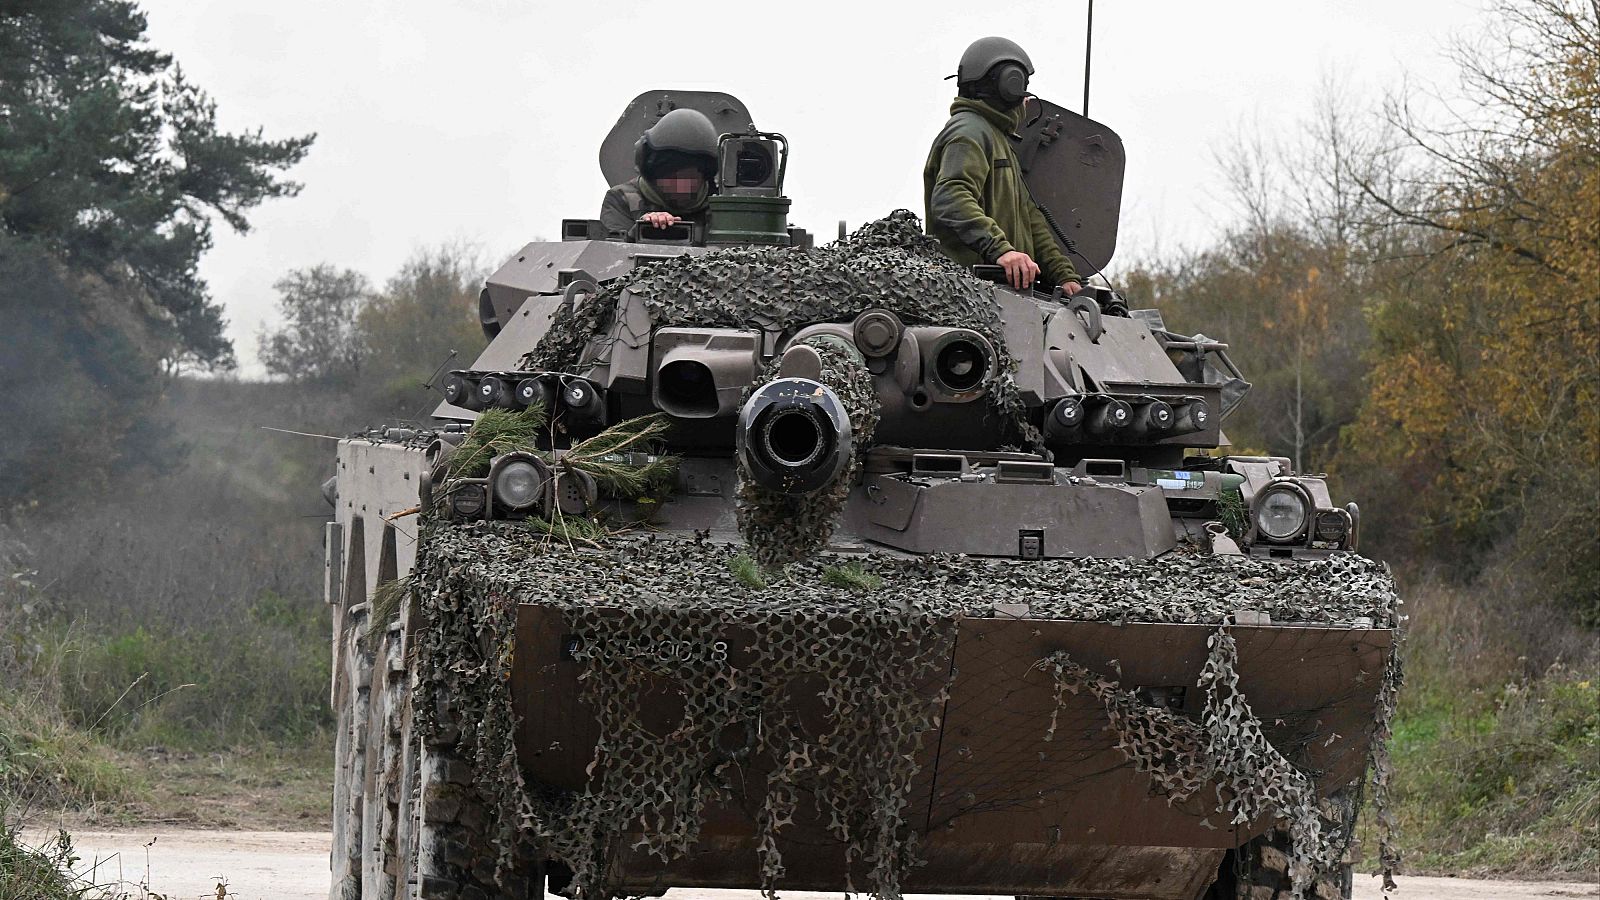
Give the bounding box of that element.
[1038,622,1402,900]
[521,210,1044,452]
[412,524,1402,900]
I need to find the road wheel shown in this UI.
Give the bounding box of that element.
[404,674,542,898]
[332,581,542,899]
[331,602,373,900]
[1203,794,1357,900]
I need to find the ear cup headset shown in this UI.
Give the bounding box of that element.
[948,37,1117,294]
[988,61,1030,107]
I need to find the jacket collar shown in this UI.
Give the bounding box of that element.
[950,97,1024,138]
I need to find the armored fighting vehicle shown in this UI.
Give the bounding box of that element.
[323,91,1400,900]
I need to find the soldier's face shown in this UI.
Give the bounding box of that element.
[656,167,705,204]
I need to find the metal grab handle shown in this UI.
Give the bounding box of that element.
[1067,294,1105,343]
[562,279,598,315]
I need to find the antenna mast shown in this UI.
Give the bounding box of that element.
[1083,0,1094,117]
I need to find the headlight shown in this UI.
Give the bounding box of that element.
[1254,483,1310,543]
[1314,509,1352,546]
[490,453,548,514]
[447,483,487,520]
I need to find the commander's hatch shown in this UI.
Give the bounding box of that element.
[1016,98,1126,275]
[598,90,756,187]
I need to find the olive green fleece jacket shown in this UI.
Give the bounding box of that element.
[599,176,710,237]
[923,97,1078,285]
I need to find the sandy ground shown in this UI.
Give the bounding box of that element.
[29,830,1598,900]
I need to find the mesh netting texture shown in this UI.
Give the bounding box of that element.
[1038,620,1399,900]
[413,524,1402,900]
[735,336,881,566]
[520,210,1043,452]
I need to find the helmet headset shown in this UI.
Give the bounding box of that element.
[950,36,1035,109]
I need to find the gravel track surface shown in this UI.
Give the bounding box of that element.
[35,830,1598,900]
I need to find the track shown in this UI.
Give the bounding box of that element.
[40,830,1599,900]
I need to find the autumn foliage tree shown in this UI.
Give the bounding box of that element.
[1124,1,1596,619]
[355,245,486,411]
[1349,0,1599,615]
[256,245,487,415]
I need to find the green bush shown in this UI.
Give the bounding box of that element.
[54,595,330,749]
[0,690,132,809]
[1367,577,1600,877]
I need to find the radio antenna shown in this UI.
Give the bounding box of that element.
[1082,0,1095,117]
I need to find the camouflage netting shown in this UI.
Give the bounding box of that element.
[520,210,1043,451]
[1037,620,1399,900]
[735,335,881,566]
[412,524,1403,900]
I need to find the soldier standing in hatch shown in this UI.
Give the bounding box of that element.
[924,37,1082,295]
[600,108,720,239]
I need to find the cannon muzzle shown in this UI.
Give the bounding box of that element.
[736,378,853,494]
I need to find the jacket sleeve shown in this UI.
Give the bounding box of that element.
[599,186,636,237]
[928,137,1013,263]
[1026,202,1080,286]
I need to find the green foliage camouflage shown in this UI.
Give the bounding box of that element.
[432,405,678,535]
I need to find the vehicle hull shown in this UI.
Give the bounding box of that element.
[511,608,1391,897]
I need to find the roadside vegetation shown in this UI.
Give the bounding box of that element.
[1,0,1595,888]
[1125,0,1598,874]
[1383,578,1598,877]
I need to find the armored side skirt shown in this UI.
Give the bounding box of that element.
[511,610,1391,897]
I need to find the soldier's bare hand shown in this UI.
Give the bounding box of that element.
[1063,281,1083,295]
[641,212,681,230]
[997,251,1040,291]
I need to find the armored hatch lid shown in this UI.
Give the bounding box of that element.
[599,90,755,188]
[1016,97,1126,275]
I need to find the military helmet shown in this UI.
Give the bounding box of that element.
[634,108,719,177]
[955,36,1035,84]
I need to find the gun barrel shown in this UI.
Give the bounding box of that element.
[736,378,853,494]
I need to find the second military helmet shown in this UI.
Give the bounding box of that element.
[634,108,720,178]
[955,36,1035,107]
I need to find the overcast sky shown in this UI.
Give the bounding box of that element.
[140,0,1488,374]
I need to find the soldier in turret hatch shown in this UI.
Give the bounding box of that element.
[600,108,719,240]
[924,37,1082,295]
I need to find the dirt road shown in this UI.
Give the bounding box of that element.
[39,830,1598,900]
